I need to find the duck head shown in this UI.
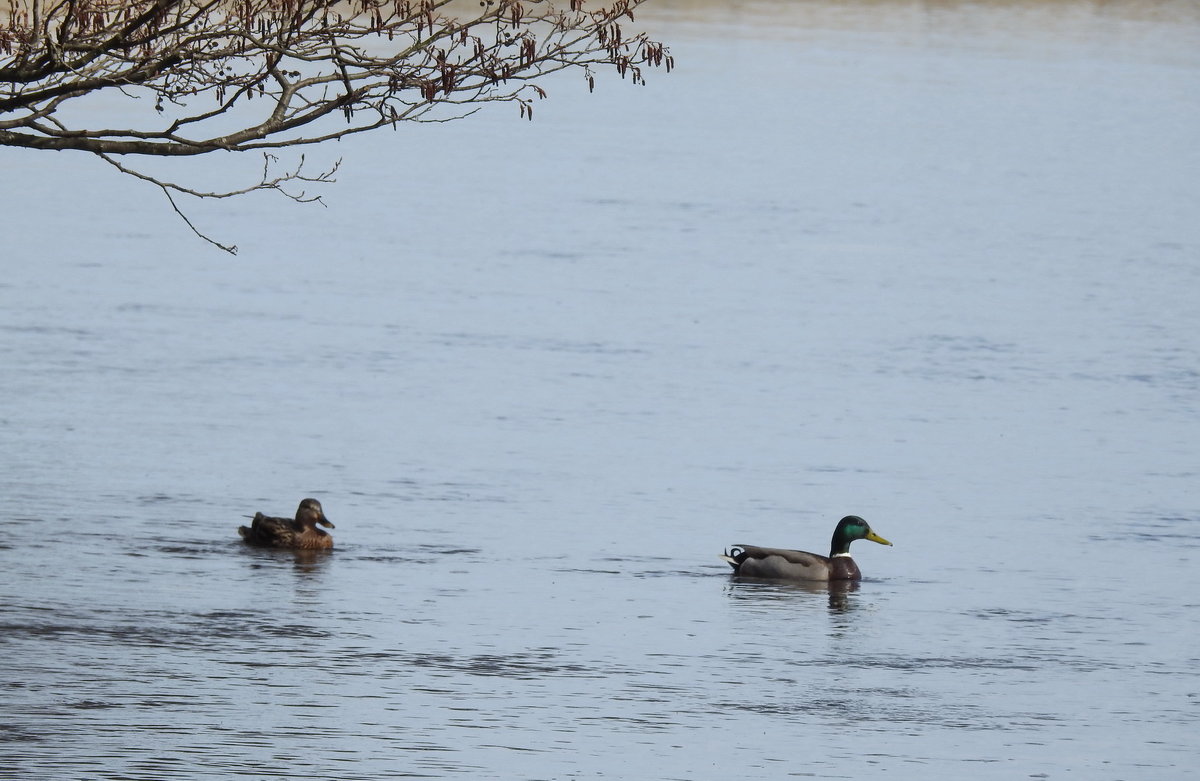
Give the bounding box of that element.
[830,515,890,557]
[296,498,335,529]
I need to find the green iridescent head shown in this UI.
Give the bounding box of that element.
[830,515,892,557]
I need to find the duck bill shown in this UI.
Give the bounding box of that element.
[865,529,892,546]
[319,517,335,529]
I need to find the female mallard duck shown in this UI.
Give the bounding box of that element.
[721,515,891,581]
[238,498,335,550]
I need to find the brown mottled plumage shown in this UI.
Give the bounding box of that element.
[721,515,891,582]
[238,498,335,550]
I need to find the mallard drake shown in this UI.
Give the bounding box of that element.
[721,515,891,581]
[238,498,335,550]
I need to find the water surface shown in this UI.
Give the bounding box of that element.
[2,1,1198,778]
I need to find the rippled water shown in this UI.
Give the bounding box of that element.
[3,1,1199,778]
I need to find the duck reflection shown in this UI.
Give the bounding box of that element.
[725,576,860,613]
[238,542,333,576]
[289,548,333,575]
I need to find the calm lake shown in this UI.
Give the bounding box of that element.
[2,0,1198,778]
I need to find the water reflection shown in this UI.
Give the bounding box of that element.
[237,544,333,576]
[725,576,861,613]
[289,549,334,575]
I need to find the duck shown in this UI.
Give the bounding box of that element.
[721,515,891,581]
[238,498,335,550]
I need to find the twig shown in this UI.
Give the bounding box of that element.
[162,185,238,254]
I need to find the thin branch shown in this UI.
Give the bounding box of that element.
[96,148,339,254]
[162,185,239,254]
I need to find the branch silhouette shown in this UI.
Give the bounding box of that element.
[2,0,672,252]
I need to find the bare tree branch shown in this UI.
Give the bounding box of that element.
[97,149,339,253]
[1,0,672,251]
[162,184,241,254]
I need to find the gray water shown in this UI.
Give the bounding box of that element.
[2,1,1198,778]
